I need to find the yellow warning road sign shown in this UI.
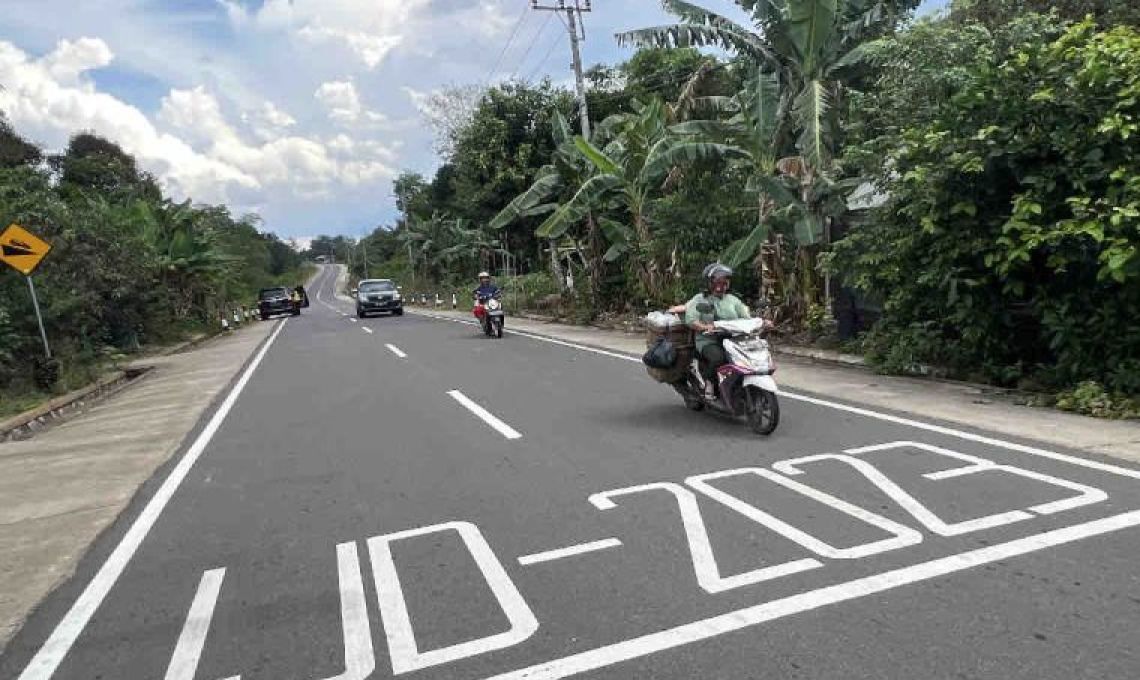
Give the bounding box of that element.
[0,223,52,275]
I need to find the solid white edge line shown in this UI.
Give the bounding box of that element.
[163,568,226,680]
[18,320,289,680]
[447,390,523,440]
[518,539,623,566]
[485,509,1140,680]
[415,312,1140,481]
[385,344,407,359]
[362,327,373,334]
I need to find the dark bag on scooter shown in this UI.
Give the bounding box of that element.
[642,336,677,369]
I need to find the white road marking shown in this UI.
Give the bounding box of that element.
[362,327,373,334]
[483,509,1140,680]
[163,569,225,680]
[448,390,522,440]
[414,312,1140,480]
[590,483,821,594]
[18,320,289,680]
[368,521,539,674]
[220,543,376,680]
[686,468,924,560]
[518,539,623,566]
[350,317,357,323]
[385,344,407,358]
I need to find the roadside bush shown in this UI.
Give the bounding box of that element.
[1054,381,1140,419]
[834,20,1140,395]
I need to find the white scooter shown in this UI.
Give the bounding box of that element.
[673,317,780,435]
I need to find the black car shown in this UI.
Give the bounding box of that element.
[258,286,299,320]
[355,279,403,318]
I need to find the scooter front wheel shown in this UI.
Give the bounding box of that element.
[492,316,504,339]
[745,386,779,435]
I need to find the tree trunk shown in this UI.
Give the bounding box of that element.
[585,212,603,303]
[548,239,567,293]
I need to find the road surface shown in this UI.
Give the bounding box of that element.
[4,264,1140,680]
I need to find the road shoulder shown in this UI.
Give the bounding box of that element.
[0,320,278,651]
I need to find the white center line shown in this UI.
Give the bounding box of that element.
[362,327,373,334]
[385,344,407,358]
[447,390,522,440]
[518,539,623,566]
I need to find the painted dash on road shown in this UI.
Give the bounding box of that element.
[447,390,522,440]
[362,327,373,334]
[518,539,622,566]
[163,569,225,680]
[385,344,407,358]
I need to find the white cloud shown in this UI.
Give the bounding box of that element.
[315,80,387,126]
[298,24,403,70]
[243,101,297,142]
[0,38,396,210]
[41,37,113,84]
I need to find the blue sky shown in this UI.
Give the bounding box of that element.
[0,0,947,245]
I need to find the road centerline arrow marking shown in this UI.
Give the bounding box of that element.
[447,390,522,440]
[518,539,623,566]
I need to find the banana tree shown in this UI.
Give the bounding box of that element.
[620,0,896,310]
[621,0,894,174]
[534,98,748,301]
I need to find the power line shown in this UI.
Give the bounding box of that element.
[525,31,564,81]
[485,2,532,85]
[512,11,556,80]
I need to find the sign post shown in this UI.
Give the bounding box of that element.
[25,275,51,358]
[1,223,54,359]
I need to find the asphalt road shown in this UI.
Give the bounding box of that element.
[4,264,1140,680]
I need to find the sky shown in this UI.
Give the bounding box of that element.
[0,0,947,246]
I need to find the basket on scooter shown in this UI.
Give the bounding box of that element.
[644,317,693,384]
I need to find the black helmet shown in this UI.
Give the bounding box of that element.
[702,262,733,281]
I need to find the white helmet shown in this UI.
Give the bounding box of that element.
[702,262,733,281]
[477,271,490,278]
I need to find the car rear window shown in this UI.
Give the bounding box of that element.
[259,287,289,299]
[360,281,395,292]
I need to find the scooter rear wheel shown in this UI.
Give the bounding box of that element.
[745,385,779,435]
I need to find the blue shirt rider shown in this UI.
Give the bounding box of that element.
[474,272,500,300]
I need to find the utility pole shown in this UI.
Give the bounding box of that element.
[531,0,591,139]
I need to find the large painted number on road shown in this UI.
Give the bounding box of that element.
[589,482,823,594]
[773,441,1108,537]
[686,469,924,559]
[366,521,538,675]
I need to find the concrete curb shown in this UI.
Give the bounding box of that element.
[0,324,265,443]
[0,367,151,442]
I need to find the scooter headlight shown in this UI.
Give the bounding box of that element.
[488,299,501,311]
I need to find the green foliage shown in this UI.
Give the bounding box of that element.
[0,129,307,397]
[833,19,1140,395]
[1054,381,1140,419]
